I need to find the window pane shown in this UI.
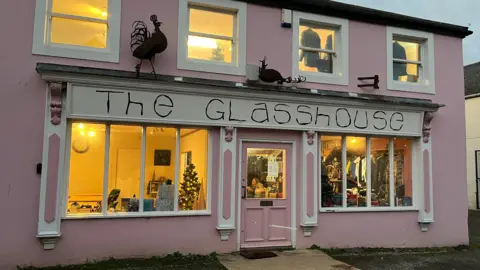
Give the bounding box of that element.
[144,127,177,212]
[299,24,335,74]
[346,137,367,207]
[52,0,108,20]
[246,148,286,199]
[189,8,234,37]
[394,138,413,207]
[51,17,107,48]
[179,129,209,210]
[67,123,105,215]
[299,51,333,73]
[108,125,142,213]
[393,41,420,62]
[370,138,390,207]
[394,63,419,83]
[187,36,232,63]
[321,136,343,207]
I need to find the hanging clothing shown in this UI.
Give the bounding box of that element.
[317,34,333,73]
[361,157,366,183]
[353,157,361,184]
[300,28,321,68]
[393,41,407,79]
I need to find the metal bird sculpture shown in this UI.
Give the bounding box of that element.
[258,57,306,85]
[130,15,168,78]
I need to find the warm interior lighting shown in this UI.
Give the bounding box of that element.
[80,131,85,136]
[88,7,107,18]
[79,124,84,129]
[350,139,357,143]
[188,36,218,49]
[88,131,95,137]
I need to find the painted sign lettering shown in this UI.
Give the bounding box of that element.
[68,86,422,136]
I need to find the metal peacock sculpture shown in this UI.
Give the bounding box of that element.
[130,15,168,78]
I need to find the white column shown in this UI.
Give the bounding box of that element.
[300,131,318,236]
[216,127,237,240]
[37,82,67,249]
[418,112,435,232]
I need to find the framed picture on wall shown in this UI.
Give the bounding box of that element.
[154,150,171,166]
[184,151,192,166]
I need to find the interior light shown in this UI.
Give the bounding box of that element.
[78,123,84,129]
[88,7,107,17]
[88,131,95,137]
[350,139,357,143]
[80,131,85,136]
[188,36,218,49]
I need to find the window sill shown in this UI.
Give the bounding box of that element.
[295,70,348,86]
[177,59,246,76]
[32,44,120,63]
[320,207,418,213]
[387,80,435,95]
[63,210,211,219]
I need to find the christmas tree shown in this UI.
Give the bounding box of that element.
[179,163,201,210]
[211,41,225,61]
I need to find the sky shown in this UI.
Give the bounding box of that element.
[334,0,480,65]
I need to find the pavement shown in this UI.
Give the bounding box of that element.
[218,211,480,270]
[218,249,357,270]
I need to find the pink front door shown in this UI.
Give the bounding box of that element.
[240,142,292,249]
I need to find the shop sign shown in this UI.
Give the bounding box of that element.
[68,86,423,136]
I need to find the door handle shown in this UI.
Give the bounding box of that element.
[242,186,246,199]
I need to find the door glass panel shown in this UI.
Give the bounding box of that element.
[246,148,286,199]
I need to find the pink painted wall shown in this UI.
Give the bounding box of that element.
[0,0,468,268]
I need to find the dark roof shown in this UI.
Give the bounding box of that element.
[465,62,480,96]
[36,63,443,110]
[236,0,472,38]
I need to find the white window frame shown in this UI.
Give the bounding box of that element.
[292,12,349,86]
[32,0,121,63]
[319,136,419,212]
[61,122,213,219]
[387,27,435,94]
[177,0,247,76]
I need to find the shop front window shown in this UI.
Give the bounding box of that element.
[66,122,209,217]
[321,135,413,209]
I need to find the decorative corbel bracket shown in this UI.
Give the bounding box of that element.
[422,112,434,143]
[307,130,315,145]
[300,223,318,237]
[37,232,61,250]
[224,126,234,142]
[216,226,235,241]
[49,82,65,125]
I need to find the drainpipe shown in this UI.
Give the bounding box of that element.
[476,150,480,210]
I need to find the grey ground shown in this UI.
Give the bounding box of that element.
[329,210,480,270]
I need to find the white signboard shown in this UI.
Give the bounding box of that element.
[68,85,423,136]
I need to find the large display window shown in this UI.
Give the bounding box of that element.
[321,135,413,209]
[66,122,210,217]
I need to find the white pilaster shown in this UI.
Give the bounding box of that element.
[300,131,318,236]
[37,82,67,249]
[216,127,237,240]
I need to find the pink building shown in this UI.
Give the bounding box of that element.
[0,0,472,268]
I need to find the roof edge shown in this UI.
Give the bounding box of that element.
[237,0,472,38]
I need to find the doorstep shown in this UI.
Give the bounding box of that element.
[218,249,358,270]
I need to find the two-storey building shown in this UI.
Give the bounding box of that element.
[0,0,472,268]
